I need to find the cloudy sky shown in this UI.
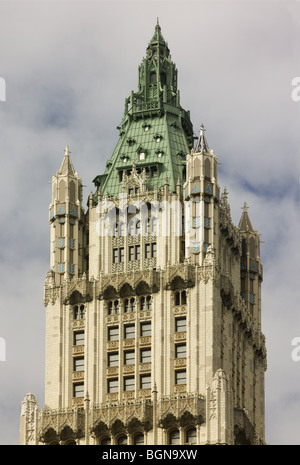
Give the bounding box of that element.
[0,0,299,445]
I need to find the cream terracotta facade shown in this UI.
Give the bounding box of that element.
[20,24,266,446]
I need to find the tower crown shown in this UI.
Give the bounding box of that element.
[93,22,193,198]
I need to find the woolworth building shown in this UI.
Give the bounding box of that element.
[20,22,267,446]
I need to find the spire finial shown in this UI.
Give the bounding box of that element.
[195,124,210,153]
[242,201,249,213]
[64,145,70,157]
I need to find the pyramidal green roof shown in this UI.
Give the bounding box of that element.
[93,22,194,200]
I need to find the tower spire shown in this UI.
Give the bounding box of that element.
[58,145,75,176]
[239,201,254,231]
[195,124,210,153]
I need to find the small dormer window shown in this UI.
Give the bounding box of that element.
[154,134,162,143]
[142,123,151,132]
[127,138,135,147]
[156,149,164,158]
[139,152,145,160]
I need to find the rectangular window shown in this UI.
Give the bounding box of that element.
[140,322,151,337]
[135,245,140,260]
[108,326,119,341]
[108,378,118,393]
[140,348,151,363]
[124,324,135,339]
[145,243,151,259]
[124,350,135,365]
[73,383,84,397]
[175,344,186,359]
[140,375,151,390]
[175,370,186,385]
[129,246,134,261]
[124,376,135,391]
[175,317,186,332]
[151,243,157,258]
[108,352,119,367]
[113,248,118,263]
[74,331,84,346]
[119,247,124,263]
[73,357,84,371]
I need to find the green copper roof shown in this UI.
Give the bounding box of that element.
[93,22,193,200]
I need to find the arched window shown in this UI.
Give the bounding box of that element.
[169,429,180,445]
[74,305,85,319]
[129,221,135,236]
[134,433,144,445]
[117,435,128,445]
[74,305,79,319]
[152,217,158,235]
[181,291,186,305]
[136,220,141,235]
[140,296,151,311]
[108,300,119,315]
[130,298,135,312]
[119,222,125,236]
[124,299,129,313]
[80,305,85,319]
[101,437,111,445]
[108,301,113,315]
[186,427,197,444]
[146,296,151,310]
[65,440,76,445]
[174,291,187,306]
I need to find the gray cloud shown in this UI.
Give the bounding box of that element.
[0,0,299,445]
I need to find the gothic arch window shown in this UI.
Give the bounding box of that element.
[140,295,152,311]
[124,298,135,313]
[69,180,76,203]
[108,300,119,315]
[174,290,186,306]
[117,435,128,445]
[205,158,211,179]
[185,427,197,444]
[100,437,111,445]
[133,433,144,445]
[73,305,85,320]
[152,217,158,235]
[169,429,180,445]
[59,179,66,202]
[65,440,76,445]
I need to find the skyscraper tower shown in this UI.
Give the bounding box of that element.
[20,22,266,446]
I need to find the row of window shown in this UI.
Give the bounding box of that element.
[108,296,151,315]
[113,218,158,237]
[74,319,186,346]
[98,427,197,445]
[106,317,186,342]
[73,293,187,321]
[113,243,156,263]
